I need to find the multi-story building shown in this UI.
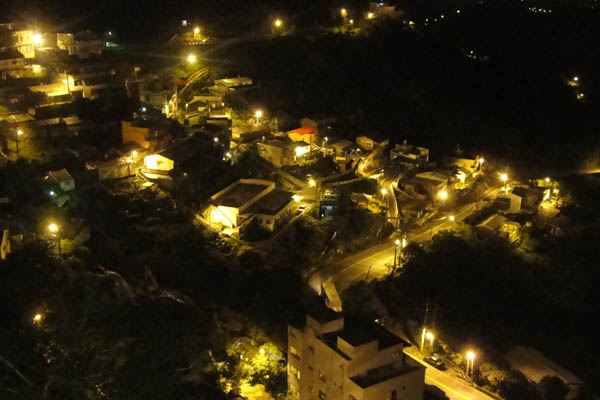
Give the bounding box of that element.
[288,313,425,400]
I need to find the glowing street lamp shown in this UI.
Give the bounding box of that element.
[500,172,508,189]
[437,190,448,201]
[367,12,375,19]
[32,65,41,73]
[15,129,23,158]
[255,109,263,124]
[381,188,388,196]
[33,313,43,324]
[308,178,316,187]
[349,19,354,25]
[187,54,197,64]
[48,223,61,255]
[449,215,455,222]
[466,350,476,378]
[193,26,200,35]
[293,195,301,202]
[274,18,282,28]
[33,33,43,45]
[426,331,435,350]
[340,8,348,18]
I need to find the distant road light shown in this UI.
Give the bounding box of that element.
[274,19,282,28]
[187,54,197,64]
[340,8,348,18]
[33,33,43,45]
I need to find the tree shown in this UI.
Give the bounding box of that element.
[539,376,569,400]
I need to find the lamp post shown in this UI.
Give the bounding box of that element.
[466,351,476,381]
[340,8,348,18]
[15,129,23,158]
[500,173,508,190]
[420,327,427,352]
[274,18,282,29]
[426,331,435,352]
[393,239,400,273]
[255,109,263,124]
[48,223,61,255]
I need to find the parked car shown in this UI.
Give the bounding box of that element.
[424,355,447,370]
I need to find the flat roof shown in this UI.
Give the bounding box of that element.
[351,363,423,388]
[338,318,406,350]
[214,182,270,208]
[247,189,293,216]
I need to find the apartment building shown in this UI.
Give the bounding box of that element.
[288,313,424,400]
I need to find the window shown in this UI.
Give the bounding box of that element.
[318,390,326,400]
[391,390,397,400]
[319,369,327,382]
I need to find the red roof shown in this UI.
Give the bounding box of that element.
[287,126,317,136]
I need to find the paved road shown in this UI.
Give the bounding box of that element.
[403,347,495,400]
[308,202,477,291]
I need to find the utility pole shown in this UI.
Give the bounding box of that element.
[365,265,372,282]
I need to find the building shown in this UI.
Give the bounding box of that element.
[331,139,358,157]
[390,143,429,167]
[0,48,25,71]
[206,179,295,233]
[56,31,102,58]
[356,135,388,152]
[0,24,37,58]
[257,139,310,168]
[140,79,177,115]
[368,2,404,19]
[143,153,175,172]
[214,76,253,88]
[121,120,172,151]
[476,214,521,242]
[493,192,522,214]
[288,313,425,400]
[46,169,75,192]
[287,126,318,144]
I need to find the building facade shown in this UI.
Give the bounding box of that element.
[288,314,425,400]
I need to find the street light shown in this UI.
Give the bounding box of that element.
[466,350,476,379]
[340,8,348,18]
[33,33,43,45]
[193,26,200,35]
[437,190,448,201]
[32,65,41,73]
[274,18,282,28]
[48,223,61,255]
[449,215,455,222]
[393,239,401,273]
[308,178,316,187]
[349,19,354,25]
[381,188,388,196]
[426,331,435,350]
[255,109,263,124]
[33,313,43,324]
[15,129,23,158]
[367,12,375,19]
[500,172,508,190]
[187,54,197,64]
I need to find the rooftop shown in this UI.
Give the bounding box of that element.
[351,362,423,388]
[247,189,293,216]
[212,181,271,208]
[287,126,317,136]
[337,318,406,350]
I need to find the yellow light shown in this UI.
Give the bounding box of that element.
[33,313,43,324]
[577,92,585,100]
[381,188,388,195]
[259,348,265,355]
[274,19,282,28]
[193,26,200,35]
[449,215,455,222]
[32,65,41,73]
[17,129,23,136]
[367,12,375,19]
[573,76,579,82]
[349,19,354,24]
[293,195,301,202]
[33,33,43,45]
[340,8,348,18]
[187,54,197,64]
[426,332,434,340]
[255,109,263,118]
[62,79,68,84]
[48,223,59,233]
[308,178,316,187]
[545,177,550,183]
[402,238,407,248]
[295,146,308,157]
[500,173,508,182]
[479,157,485,164]
[395,239,401,246]
[438,190,448,200]
[466,350,476,361]
[132,151,138,157]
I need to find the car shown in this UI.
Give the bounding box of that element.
[298,205,307,211]
[423,355,447,370]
